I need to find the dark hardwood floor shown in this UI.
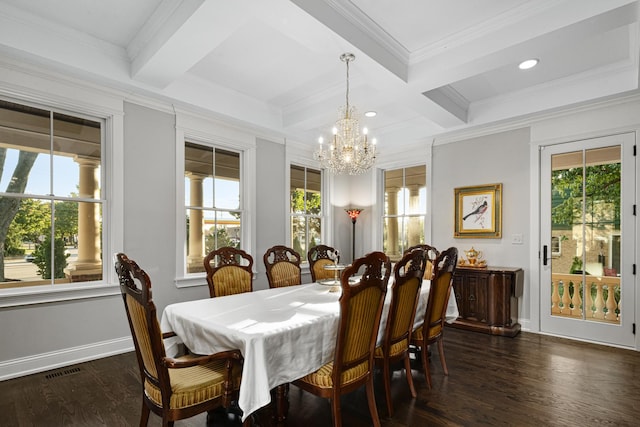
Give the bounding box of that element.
[2,327,639,426]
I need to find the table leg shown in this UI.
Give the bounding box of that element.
[272,383,289,425]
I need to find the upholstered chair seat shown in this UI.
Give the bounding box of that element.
[296,360,369,389]
[144,355,242,410]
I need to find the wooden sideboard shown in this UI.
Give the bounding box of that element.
[449,266,523,337]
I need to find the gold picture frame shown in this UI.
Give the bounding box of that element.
[454,183,502,238]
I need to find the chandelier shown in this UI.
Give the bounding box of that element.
[314,53,377,175]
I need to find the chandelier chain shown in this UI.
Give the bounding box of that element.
[345,55,350,113]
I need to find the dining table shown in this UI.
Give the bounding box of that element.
[160,279,459,422]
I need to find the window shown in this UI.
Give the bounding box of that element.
[551,235,562,256]
[0,99,104,289]
[382,165,426,261]
[184,142,242,274]
[290,165,322,262]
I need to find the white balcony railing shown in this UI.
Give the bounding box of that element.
[551,273,620,323]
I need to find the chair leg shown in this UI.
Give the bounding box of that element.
[366,377,381,427]
[421,344,432,389]
[403,353,417,398]
[382,359,393,416]
[139,402,150,427]
[330,395,342,427]
[437,338,448,376]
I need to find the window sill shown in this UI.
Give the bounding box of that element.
[0,282,121,308]
[174,276,208,289]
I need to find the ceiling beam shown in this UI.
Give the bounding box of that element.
[130,0,250,88]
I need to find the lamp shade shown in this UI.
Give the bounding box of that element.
[345,208,363,222]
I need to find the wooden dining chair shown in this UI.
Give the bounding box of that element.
[114,253,244,427]
[293,251,391,427]
[308,244,340,282]
[410,246,458,388]
[263,245,302,288]
[204,247,254,297]
[374,247,426,416]
[405,244,440,280]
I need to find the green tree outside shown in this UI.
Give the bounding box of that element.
[551,163,620,227]
[291,189,321,260]
[205,227,239,253]
[11,199,51,245]
[32,235,69,279]
[55,200,79,244]
[0,148,39,282]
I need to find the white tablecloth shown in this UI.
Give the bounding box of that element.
[160,281,458,421]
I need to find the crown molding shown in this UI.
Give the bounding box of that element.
[433,89,640,146]
[0,56,126,116]
[0,1,128,63]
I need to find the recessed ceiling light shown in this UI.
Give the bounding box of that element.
[364,111,377,117]
[518,59,539,70]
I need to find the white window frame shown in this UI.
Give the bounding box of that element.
[0,90,124,308]
[288,163,324,263]
[285,143,331,268]
[373,141,432,253]
[183,142,244,273]
[380,163,428,257]
[174,110,256,288]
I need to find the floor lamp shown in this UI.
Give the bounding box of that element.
[345,208,363,262]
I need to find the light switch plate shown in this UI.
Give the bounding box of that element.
[512,233,523,245]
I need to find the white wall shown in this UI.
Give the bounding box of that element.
[431,128,532,322]
[331,172,376,264]
[255,138,287,291]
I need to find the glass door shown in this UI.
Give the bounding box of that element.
[540,133,635,346]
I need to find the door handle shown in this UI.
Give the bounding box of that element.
[543,245,548,266]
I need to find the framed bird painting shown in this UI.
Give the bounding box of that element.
[454,183,502,238]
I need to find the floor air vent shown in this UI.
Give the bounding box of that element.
[45,367,81,379]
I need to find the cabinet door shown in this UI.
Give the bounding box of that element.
[466,273,488,323]
[453,275,465,319]
[487,273,511,326]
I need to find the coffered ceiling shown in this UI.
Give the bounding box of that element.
[0,0,638,150]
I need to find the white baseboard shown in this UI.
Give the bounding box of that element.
[0,336,134,381]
